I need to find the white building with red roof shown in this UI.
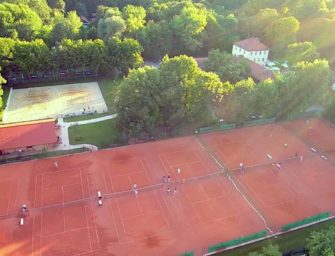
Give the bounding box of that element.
[232,37,269,66]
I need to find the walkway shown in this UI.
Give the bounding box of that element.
[52,114,118,152]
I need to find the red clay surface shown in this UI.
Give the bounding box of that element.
[1,118,335,255]
[0,119,57,151]
[0,136,265,256]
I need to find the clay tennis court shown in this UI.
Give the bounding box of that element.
[3,82,108,123]
[0,118,335,255]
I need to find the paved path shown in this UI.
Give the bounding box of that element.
[51,114,118,152]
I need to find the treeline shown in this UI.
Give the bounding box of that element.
[0,0,334,81]
[116,55,331,137]
[0,37,143,80]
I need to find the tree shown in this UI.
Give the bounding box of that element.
[170,3,209,53]
[285,41,320,66]
[97,16,126,40]
[307,225,335,256]
[13,39,50,76]
[49,11,82,45]
[136,20,172,60]
[204,49,251,83]
[203,12,240,51]
[223,78,255,123]
[251,78,278,118]
[116,55,223,136]
[265,16,300,54]
[0,3,43,40]
[239,8,279,39]
[2,0,52,22]
[122,5,146,34]
[276,59,330,119]
[0,37,16,67]
[291,0,328,20]
[105,37,143,76]
[249,244,281,256]
[116,66,162,136]
[47,0,65,12]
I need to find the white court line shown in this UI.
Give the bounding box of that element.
[195,137,273,233]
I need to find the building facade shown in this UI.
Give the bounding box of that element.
[232,37,269,66]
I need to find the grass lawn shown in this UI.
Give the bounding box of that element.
[63,112,111,122]
[68,118,122,148]
[98,79,120,112]
[216,219,335,255]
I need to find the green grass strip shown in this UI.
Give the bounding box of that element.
[208,230,267,253]
[281,212,330,232]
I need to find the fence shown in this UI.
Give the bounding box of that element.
[207,230,267,253]
[243,118,276,127]
[281,212,330,232]
[197,123,237,134]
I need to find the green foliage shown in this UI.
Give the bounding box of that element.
[170,3,209,52]
[136,20,172,60]
[3,0,52,22]
[240,8,279,39]
[105,37,143,75]
[0,69,5,110]
[203,12,239,51]
[204,49,251,83]
[307,225,335,256]
[13,39,50,74]
[47,0,65,11]
[285,41,320,65]
[98,15,126,40]
[265,16,300,53]
[49,11,82,45]
[248,244,281,256]
[276,59,331,119]
[0,37,16,66]
[122,5,146,33]
[116,55,223,136]
[0,3,43,40]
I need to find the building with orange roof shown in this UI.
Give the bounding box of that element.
[0,119,58,155]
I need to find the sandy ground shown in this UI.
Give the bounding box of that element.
[3,82,108,123]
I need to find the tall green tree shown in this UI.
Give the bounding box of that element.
[2,0,52,22]
[285,41,320,66]
[122,5,146,34]
[49,11,82,45]
[239,8,279,39]
[204,12,239,51]
[13,39,50,75]
[276,59,330,119]
[136,20,172,60]
[204,49,250,83]
[307,225,335,256]
[223,78,255,123]
[116,66,162,136]
[170,3,208,53]
[97,15,126,40]
[265,16,300,53]
[0,3,43,40]
[105,37,143,75]
[0,37,16,67]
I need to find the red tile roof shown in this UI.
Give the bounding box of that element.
[0,119,57,151]
[234,37,269,51]
[246,60,275,81]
